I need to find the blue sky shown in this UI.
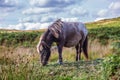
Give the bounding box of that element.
[0,0,120,30]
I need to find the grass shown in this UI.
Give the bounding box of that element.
[0,46,120,80]
[0,40,111,64]
[0,40,119,80]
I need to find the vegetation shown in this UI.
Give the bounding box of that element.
[101,54,120,80]
[0,27,120,47]
[89,27,120,45]
[0,31,43,47]
[0,48,120,80]
[0,17,120,80]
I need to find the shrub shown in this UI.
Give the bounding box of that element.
[101,54,120,80]
[0,31,42,47]
[89,27,120,45]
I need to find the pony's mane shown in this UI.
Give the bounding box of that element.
[49,19,63,33]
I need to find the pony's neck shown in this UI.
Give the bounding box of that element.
[43,30,54,48]
[47,40,53,48]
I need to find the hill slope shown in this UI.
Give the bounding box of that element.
[86,17,120,28]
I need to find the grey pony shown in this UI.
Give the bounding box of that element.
[37,19,88,66]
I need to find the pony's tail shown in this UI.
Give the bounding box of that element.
[83,36,88,60]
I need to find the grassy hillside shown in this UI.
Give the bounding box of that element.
[86,17,120,28]
[0,17,120,80]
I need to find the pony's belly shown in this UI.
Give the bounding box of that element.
[64,34,81,47]
[64,41,78,47]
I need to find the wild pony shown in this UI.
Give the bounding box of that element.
[37,19,88,66]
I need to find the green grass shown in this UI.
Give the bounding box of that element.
[0,53,120,80]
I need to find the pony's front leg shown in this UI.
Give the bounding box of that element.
[75,45,81,61]
[57,45,63,65]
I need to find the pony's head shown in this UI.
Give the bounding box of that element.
[37,31,52,66]
[39,40,51,66]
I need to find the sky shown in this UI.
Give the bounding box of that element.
[0,0,120,30]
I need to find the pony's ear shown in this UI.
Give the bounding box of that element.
[56,19,61,22]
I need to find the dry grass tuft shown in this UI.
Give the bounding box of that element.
[88,39,112,59]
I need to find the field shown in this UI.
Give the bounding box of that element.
[0,17,120,80]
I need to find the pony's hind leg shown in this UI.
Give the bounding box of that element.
[75,45,79,61]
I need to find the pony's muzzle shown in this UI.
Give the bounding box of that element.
[41,61,47,66]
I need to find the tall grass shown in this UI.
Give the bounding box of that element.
[0,45,119,80]
[0,39,114,64]
[0,38,120,80]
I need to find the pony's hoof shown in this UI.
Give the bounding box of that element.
[58,62,63,65]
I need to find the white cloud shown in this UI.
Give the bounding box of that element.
[3,22,50,30]
[22,7,62,15]
[61,17,79,22]
[29,0,77,7]
[19,17,34,23]
[94,17,105,21]
[22,8,49,15]
[97,9,108,17]
[19,15,58,23]
[95,1,120,20]
[30,0,48,6]
[7,23,26,30]
[108,1,120,16]
[70,7,88,16]
[0,0,24,12]
[0,0,18,7]
[25,22,43,30]
[109,2,120,10]
[40,16,56,23]
[0,17,81,30]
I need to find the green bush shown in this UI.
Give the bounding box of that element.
[101,54,120,80]
[0,31,42,47]
[89,27,120,45]
[110,41,120,54]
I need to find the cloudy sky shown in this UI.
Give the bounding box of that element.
[0,0,120,30]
